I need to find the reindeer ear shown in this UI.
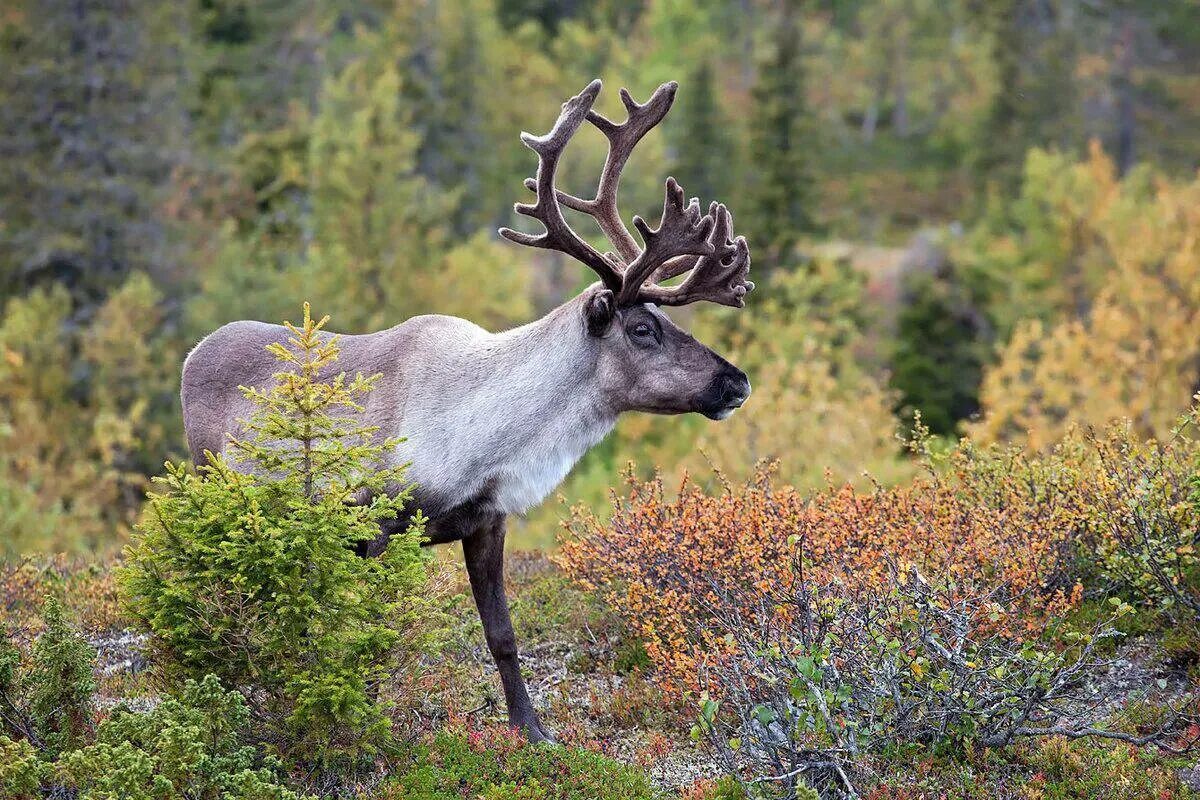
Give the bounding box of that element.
[584,289,616,337]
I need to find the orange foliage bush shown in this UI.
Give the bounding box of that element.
[0,556,121,636]
[557,442,1091,691]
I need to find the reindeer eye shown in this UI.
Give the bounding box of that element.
[631,323,654,338]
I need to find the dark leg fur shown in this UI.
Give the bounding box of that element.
[462,515,552,743]
[365,496,549,741]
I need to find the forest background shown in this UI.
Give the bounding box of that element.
[4,0,1200,555]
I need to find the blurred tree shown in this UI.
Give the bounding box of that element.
[0,0,186,308]
[497,0,584,34]
[189,33,535,337]
[961,145,1148,338]
[0,275,178,555]
[969,146,1200,449]
[889,258,992,436]
[304,53,455,330]
[397,0,517,235]
[746,1,819,267]
[967,0,1081,201]
[858,0,916,141]
[670,60,731,207]
[190,0,372,149]
[496,0,647,36]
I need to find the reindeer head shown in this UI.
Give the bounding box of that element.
[500,79,754,420]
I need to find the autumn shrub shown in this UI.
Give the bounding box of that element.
[559,433,1200,797]
[0,557,122,634]
[558,437,1091,692]
[689,561,1159,798]
[1083,413,1200,646]
[120,306,447,774]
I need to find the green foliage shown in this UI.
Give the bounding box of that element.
[889,259,992,435]
[2,675,309,800]
[0,596,97,757]
[745,3,818,264]
[670,59,731,207]
[1087,415,1200,627]
[25,597,96,755]
[121,305,444,770]
[0,275,180,555]
[0,736,43,798]
[304,48,458,331]
[695,566,1137,797]
[702,777,748,800]
[54,675,307,800]
[860,736,1200,800]
[612,638,652,676]
[0,0,184,306]
[1017,736,1200,800]
[381,727,658,800]
[0,595,304,799]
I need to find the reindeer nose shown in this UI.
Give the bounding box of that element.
[718,368,751,407]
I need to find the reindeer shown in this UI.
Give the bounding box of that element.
[180,79,753,742]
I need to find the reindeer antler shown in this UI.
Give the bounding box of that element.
[637,203,754,308]
[499,80,624,295]
[501,79,754,309]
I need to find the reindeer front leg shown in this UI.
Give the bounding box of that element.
[462,515,552,743]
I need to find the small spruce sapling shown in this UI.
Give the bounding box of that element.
[1,597,96,757]
[122,304,443,771]
[26,597,96,756]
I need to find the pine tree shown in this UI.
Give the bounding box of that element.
[400,0,496,235]
[967,0,1080,202]
[26,598,97,756]
[0,0,185,307]
[671,60,730,207]
[304,53,454,331]
[889,263,992,436]
[746,1,818,268]
[122,305,445,770]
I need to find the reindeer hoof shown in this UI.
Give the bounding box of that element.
[516,715,555,744]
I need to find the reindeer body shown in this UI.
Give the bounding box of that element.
[181,79,755,742]
[183,292,617,525]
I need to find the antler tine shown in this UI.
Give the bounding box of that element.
[615,177,718,306]
[636,203,754,309]
[499,79,624,295]
[650,201,724,284]
[547,81,679,265]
